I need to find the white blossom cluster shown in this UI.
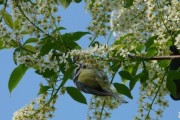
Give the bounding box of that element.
[85,0,124,36]
[12,94,56,120]
[0,0,61,49]
[87,96,121,120]
[14,44,129,74]
[10,0,61,35]
[135,61,169,120]
[15,51,63,73]
[110,0,180,55]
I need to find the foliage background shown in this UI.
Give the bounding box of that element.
[0,1,180,120]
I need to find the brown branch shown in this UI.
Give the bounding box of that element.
[128,54,180,61]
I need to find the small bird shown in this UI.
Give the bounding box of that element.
[169,45,180,100]
[73,63,127,103]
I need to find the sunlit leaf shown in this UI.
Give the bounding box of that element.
[145,35,158,51]
[24,45,37,53]
[62,31,90,42]
[24,38,38,45]
[52,27,66,34]
[8,64,28,93]
[1,10,13,29]
[145,47,157,57]
[13,19,20,30]
[66,86,87,104]
[113,33,133,45]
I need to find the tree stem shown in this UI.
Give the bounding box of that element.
[128,54,180,61]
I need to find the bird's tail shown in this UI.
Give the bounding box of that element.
[110,92,128,103]
[104,87,128,103]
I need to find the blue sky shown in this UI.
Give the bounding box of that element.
[0,2,180,120]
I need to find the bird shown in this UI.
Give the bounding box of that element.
[169,45,180,100]
[73,63,127,103]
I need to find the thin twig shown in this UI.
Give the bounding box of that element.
[128,54,180,60]
[15,2,59,42]
[99,100,106,119]
[89,34,98,47]
[145,68,168,120]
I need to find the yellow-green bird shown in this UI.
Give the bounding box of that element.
[73,63,127,103]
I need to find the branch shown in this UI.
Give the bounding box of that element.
[145,68,168,120]
[128,54,180,61]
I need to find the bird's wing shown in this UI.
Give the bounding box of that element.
[95,70,128,103]
[75,81,110,96]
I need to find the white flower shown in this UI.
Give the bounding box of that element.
[59,53,68,63]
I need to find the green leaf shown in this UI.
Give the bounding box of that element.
[58,64,76,89]
[8,64,28,93]
[24,45,37,53]
[145,35,158,51]
[35,69,57,78]
[140,69,149,84]
[60,31,89,50]
[0,39,4,50]
[64,40,81,50]
[114,83,133,99]
[166,70,179,97]
[58,0,72,8]
[52,27,66,34]
[1,10,13,29]
[73,0,82,3]
[13,47,21,65]
[145,47,157,57]
[13,19,21,30]
[110,61,121,72]
[38,85,51,95]
[113,33,133,45]
[24,38,38,45]
[39,37,61,55]
[119,70,134,80]
[62,64,76,81]
[129,77,138,91]
[0,1,3,4]
[136,44,144,52]
[66,87,87,104]
[168,70,180,80]
[0,37,18,49]
[158,60,169,68]
[124,0,134,8]
[62,31,90,42]
[131,62,140,76]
